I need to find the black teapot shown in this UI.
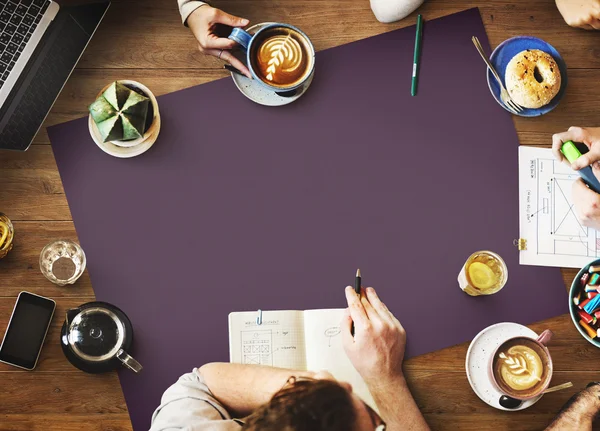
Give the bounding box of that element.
[60,301,142,374]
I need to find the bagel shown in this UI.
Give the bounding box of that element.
[505,49,561,109]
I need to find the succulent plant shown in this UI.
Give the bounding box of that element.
[89,81,150,142]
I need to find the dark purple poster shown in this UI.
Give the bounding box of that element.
[48,9,567,430]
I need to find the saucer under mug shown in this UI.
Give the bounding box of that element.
[229,23,315,106]
[466,322,543,411]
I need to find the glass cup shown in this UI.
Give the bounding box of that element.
[39,239,86,286]
[0,212,14,259]
[458,250,508,296]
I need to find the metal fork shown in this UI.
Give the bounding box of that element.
[471,36,523,115]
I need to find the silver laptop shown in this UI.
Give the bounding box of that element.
[0,0,110,151]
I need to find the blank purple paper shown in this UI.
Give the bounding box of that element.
[48,9,567,430]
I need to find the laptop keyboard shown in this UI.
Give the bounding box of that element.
[0,0,50,88]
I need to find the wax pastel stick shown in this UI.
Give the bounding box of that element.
[588,292,598,299]
[586,284,597,293]
[583,294,600,314]
[590,265,600,274]
[574,292,582,305]
[581,273,591,287]
[579,298,592,309]
[591,273,600,285]
[579,310,594,324]
[594,310,600,319]
[580,320,597,339]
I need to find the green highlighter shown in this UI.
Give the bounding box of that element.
[560,140,600,194]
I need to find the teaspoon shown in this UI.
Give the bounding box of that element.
[499,382,573,409]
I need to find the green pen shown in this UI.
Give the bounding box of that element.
[411,14,423,97]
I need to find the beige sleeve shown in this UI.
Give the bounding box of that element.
[150,368,244,430]
[178,0,207,25]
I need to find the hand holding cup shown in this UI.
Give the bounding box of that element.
[186,5,252,78]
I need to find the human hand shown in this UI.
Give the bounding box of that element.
[186,6,252,78]
[552,127,600,170]
[552,127,600,227]
[572,178,600,229]
[556,0,600,29]
[341,286,406,384]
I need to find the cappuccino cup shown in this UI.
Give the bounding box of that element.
[490,330,553,400]
[228,23,315,92]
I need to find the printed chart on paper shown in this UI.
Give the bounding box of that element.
[519,146,600,268]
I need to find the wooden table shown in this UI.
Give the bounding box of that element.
[0,0,599,429]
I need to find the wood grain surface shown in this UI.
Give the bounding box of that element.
[0,0,598,429]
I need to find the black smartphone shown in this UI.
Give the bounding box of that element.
[0,292,56,370]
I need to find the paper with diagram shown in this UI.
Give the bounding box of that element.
[229,309,376,410]
[519,146,600,268]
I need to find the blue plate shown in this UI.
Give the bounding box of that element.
[487,36,568,117]
[569,258,600,349]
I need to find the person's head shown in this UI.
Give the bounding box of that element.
[242,372,386,431]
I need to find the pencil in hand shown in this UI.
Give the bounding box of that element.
[351,268,361,336]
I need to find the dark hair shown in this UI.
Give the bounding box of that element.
[242,377,358,431]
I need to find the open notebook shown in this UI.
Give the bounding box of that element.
[229,309,377,411]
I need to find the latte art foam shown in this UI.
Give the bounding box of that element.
[251,28,311,88]
[259,35,303,81]
[498,345,543,391]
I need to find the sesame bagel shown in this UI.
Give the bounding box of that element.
[505,49,561,109]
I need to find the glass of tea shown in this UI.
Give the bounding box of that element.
[0,212,14,259]
[458,251,508,296]
[39,239,86,286]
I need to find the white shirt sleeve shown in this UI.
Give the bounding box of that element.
[369,0,424,23]
[178,0,207,25]
[150,368,244,431]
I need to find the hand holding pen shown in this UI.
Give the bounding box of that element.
[341,284,407,383]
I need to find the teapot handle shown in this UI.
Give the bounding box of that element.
[116,349,143,373]
[65,308,81,328]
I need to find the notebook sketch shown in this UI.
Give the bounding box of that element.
[241,330,273,366]
[519,146,600,268]
[229,309,377,411]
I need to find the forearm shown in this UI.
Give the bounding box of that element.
[367,374,430,431]
[545,384,600,431]
[199,362,315,417]
[178,0,206,25]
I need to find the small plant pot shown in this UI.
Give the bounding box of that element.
[89,80,161,158]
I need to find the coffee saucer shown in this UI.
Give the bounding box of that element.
[465,322,543,411]
[229,23,314,107]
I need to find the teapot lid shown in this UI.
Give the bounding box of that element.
[67,307,125,362]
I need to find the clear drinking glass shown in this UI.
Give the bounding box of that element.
[458,250,508,296]
[0,212,14,259]
[39,239,86,286]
